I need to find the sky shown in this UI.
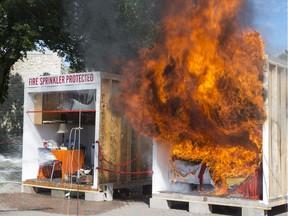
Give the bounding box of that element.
[251,0,288,56]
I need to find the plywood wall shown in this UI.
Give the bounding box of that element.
[266,58,288,200]
[98,78,152,186]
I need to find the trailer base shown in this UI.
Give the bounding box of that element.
[150,192,288,216]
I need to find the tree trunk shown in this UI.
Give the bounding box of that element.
[0,58,17,104]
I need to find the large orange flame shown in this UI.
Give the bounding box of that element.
[113,0,266,194]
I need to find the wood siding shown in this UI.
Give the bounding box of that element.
[98,78,152,186]
[265,57,288,200]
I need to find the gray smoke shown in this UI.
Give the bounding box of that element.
[65,0,257,73]
[239,0,255,27]
[66,0,162,73]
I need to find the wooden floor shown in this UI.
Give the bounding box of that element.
[23,178,152,193]
[23,178,97,192]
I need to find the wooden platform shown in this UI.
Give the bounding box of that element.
[23,178,152,202]
[24,178,151,190]
[23,178,106,201]
[152,191,271,209]
[23,178,97,193]
[150,192,288,216]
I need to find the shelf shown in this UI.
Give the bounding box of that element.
[27,110,96,125]
[27,110,96,113]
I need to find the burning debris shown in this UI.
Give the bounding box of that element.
[113,0,266,196]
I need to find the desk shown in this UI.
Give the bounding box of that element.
[51,149,84,180]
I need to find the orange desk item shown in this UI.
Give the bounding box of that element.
[51,149,84,180]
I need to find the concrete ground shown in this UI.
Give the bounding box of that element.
[0,182,287,216]
[0,192,221,216]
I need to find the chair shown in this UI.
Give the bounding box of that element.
[38,148,62,181]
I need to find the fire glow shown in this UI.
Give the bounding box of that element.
[114,0,266,195]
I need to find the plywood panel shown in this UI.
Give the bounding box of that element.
[130,130,140,181]
[267,62,288,200]
[98,78,152,185]
[120,119,132,182]
[262,61,271,203]
[138,135,153,180]
[286,68,288,196]
[136,133,142,181]
[99,79,111,183]
[109,82,122,182]
[269,64,279,198]
[97,77,153,187]
[280,67,288,196]
[34,93,43,124]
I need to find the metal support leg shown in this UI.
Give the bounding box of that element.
[50,161,61,181]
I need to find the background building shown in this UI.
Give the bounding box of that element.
[0,52,65,143]
[11,52,66,78]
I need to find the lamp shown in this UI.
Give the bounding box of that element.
[57,123,68,145]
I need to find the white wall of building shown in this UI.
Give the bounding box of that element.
[11,52,65,79]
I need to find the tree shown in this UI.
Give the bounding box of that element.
[0,0,161,103]
[0,73,24,141]
[0,0,85,103]
[68,0,161,72]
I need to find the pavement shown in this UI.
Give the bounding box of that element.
[0,182,287,216]
[0,191,215,216]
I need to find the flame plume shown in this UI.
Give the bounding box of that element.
[113,0,266,194]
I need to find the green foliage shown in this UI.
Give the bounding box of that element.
[0,0,85,103]
[0,73,24,140]
[116,0,159,48]
[0,0,161,103]
[0,0,162,141]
